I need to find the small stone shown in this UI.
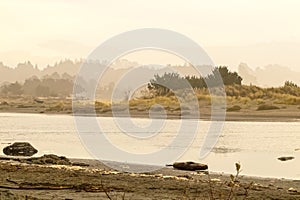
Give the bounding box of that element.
[288,187,297,193]
[210,178,221,182]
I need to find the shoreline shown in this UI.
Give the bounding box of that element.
[1,96,300,122]
[1,156,300,199]
[0,109,300,123]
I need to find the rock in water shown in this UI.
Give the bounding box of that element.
[167,161,208,171]
[3,142,38,156]
[277,156,295,161]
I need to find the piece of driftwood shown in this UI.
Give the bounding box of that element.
[34,99,44,104]
[1,178,111,192]
[166,161,208,171]
[2,178,74,190]
[277,156,294,161]
[0,184,73,190]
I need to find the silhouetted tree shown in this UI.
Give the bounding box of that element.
[148,73,188,95]
[148,66,242,96]
[284,81,298,88]
[217,66,242,85]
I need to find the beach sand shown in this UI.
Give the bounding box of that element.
[1,157,300,200]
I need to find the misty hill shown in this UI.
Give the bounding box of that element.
[0,59,202,86]
[0,60,83,84]
[238,63,300,87]
[0,62,39,83]
[0,59,206,99]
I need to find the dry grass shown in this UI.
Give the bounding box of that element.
[92,84,299,114]
[1,83,299,116]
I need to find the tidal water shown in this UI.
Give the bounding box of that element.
[0,113,299,179]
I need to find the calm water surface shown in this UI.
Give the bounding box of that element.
[0,113,299,179]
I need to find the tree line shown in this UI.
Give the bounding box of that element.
[0,73,74,97]
[2,65,297,98]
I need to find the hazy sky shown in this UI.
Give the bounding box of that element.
[1,0,300,71]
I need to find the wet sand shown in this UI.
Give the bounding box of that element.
[1,157,300,200]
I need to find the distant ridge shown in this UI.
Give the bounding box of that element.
[1,59,299,88]
[0,59,199,87]
[238,63,300,87]
[0,60,81,84]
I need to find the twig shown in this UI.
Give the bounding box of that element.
[100,177,113,200]
[0,185,20,190]
[242,181,253,200]
[0,184,73,190]
[227,163,241,200]
[122,191,126,200]
[6,178,19,185]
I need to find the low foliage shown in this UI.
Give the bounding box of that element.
[257,104,280,111]
[226,105,242,112]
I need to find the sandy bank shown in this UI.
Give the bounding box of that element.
[1,156,300,199]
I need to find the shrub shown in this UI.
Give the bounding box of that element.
[95,101,110,108]
[257,104,280,111]
[256,99,265,105]
[226,105,241,112]
[46,102,65,112]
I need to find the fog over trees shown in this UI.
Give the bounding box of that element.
[0,59,299,98]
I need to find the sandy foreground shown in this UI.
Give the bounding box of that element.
[1,156,300,200]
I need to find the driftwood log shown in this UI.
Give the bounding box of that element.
[166,161,208,171]
[0,179,109,192]
[277,156,294,161]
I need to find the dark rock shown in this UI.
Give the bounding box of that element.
[3,142,38,156]
[0,154,85,166]
[72,162,90,167]
[167,161,208,171]
[277,156,295,161]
